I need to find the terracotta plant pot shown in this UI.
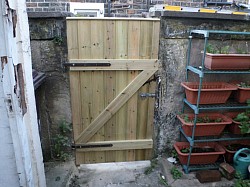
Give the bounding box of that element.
[204,53,250,70]
[224,111,250,134]
[220,140,250,163]
[177,113,232,136]
[181,82,238,104]
[235,86,250,103]
[174,142,225,165]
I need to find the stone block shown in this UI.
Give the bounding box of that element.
[26,3,38,7]
[196,170,221,183]
[219,163,235,180]
[38,3,50,7]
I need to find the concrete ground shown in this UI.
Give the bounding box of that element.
[45,157,235,187]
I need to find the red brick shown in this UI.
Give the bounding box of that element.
[219,163,235,180]
[196,170,221,183]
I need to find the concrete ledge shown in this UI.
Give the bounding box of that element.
[151,11,250,21]
[28,12,74,18]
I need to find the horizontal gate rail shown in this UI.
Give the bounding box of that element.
[68,59,158,71]
[74,139,153,152]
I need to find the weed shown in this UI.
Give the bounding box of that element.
[183,114,222,123]
[53,36,63,45]
[53,119,72,161]
[159,174,169,186]
[171,149,178,159]
[234,100,250,134]
[234,171,250,187]
[170,166,182,180]
[69,175,80,187]
[144,158,158,175]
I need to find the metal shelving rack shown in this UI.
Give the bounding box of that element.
[181,30,250,174]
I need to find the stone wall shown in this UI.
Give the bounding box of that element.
[26,0,248,17]
[155,11,250,155]
[28,12,72,161]
[28,10,250,160]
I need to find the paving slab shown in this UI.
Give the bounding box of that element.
[45,160,77,187]
[160,157,235,187]
[45,157,237,187]
[75,160,166,187]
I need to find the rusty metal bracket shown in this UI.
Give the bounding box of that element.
[140,93,156,99]
[63,63,111,67]
[72,143,113,149]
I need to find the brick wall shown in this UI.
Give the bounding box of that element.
[26,0,248,17]
[26,0,69,12]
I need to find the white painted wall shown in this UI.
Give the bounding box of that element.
[0,0,46,186]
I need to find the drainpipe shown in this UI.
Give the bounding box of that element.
[108,0,111,17]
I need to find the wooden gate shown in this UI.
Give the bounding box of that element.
[66,17,160,165]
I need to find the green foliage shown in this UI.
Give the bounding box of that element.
[144,158,158,175]
[234,179,250,187]
[236,47,249,54]
[220,45,230,54]
[170,167,182,180]
[180,148,189,153]
[206,44,230,54]
[53,36,63,45]
[237,82,250,88]
[159,175,169,186]
[206,43,250,54]
[183,114,222,123]
[53,119,72,161]
[234,101,250,134]
[234,172,250,187]
[171,149,178,159]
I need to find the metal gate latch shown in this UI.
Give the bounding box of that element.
[140,93,156,99]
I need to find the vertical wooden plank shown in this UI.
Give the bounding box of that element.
[89,20,105,163]
[81,71,94,163]
[115,20,128,161]
[77,19,92,163]
[91,20,104,59]
[126,20,141,161]
[103,20,116,59]
[103,20,117,162]
[78,20,91,59]
[144,20,159,160]
[75,152,85,166]
[136,84,148,160]
[145,81,156,159]
[80,72,92,133]
[151,21,160,59]
[136,21,153,160]
[67,20,79,59]
[139,21,153,59]
[69,72,82,139]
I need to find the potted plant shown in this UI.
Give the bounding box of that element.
[220,140,250,163]
[235,112,250,134]
[225,103,250,134]
[181,82,238,104]
[225,111,247,134]
[204,44,250,70]
[234,82,250,103]
[174,142,225,165]
[177,113,232,136]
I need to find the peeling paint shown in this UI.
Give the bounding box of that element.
[17,64,27,115]
[1,56,8,70]
[5,94,13,114]
[12,10,17,37]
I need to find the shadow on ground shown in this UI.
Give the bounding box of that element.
[45,157,235,187]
